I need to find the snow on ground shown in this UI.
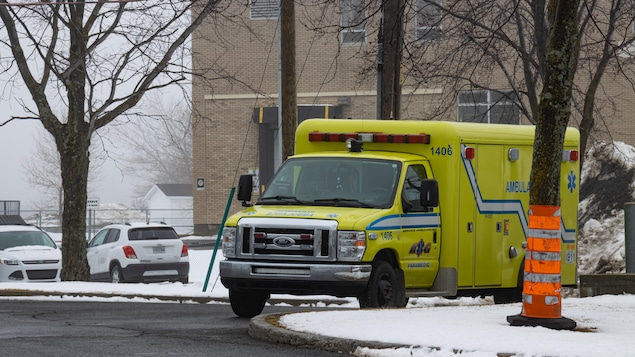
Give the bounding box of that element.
[1,246,633,357]
[281,295,635,357]
[2,140,635,357]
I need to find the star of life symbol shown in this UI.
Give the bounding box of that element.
[567,170,577,193]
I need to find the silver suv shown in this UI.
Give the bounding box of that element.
[87,222,189,283]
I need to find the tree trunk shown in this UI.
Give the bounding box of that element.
[59,130,91,281]
[60,1,90,281]
[529,0,580,206]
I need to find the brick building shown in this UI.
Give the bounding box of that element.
[191,1,635,235]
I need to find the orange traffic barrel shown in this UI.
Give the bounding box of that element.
[507,205,576,330]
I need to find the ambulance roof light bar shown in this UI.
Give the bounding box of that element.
[308,131,430,144]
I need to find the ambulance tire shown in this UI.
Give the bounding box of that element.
[229,289,268,318]
[358,261,406,309]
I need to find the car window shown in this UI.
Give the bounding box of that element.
[104,229,120,244]
[88,229,109,248]
[128,227,179,241]
[0,231,57,250]
[402,164,428,212]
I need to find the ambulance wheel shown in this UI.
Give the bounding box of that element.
[229,289,268,318]
[358,261,406,308]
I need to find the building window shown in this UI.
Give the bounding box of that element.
[340,0,366,45]
[416,0,442,41]
[250,0,279,20]
[457,90,520,124]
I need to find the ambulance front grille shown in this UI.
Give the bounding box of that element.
[237,226,335,261]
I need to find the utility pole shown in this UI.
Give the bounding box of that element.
[279,0,297,161]
[376,19,383,119]
[379,0,404,120]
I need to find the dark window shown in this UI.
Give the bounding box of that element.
[105,229,120,244]
[416,0,442,41]
[340,0,366,45]
[402,164,428,212]
[457,89,520,124]
[250,0,279,20]
[0,230,57,250]
[128,227,179,241]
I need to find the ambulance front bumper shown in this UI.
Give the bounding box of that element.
[220,260,372,296]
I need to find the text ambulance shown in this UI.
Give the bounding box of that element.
[220,119,579,317]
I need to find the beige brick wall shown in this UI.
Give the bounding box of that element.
[191,1,635,233]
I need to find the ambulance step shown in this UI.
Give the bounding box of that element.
[405,289,455,298]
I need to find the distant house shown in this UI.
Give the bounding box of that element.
[142,184,193,229]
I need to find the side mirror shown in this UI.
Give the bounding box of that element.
[237,174,253,206]
[420,179,439,208]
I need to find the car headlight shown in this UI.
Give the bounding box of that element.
[0,258,19,265]
[337,231,366,262]
[222,227,237,258]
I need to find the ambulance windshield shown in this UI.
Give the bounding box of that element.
[259,157,401,208]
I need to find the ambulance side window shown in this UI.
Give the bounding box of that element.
[402,164,427,212]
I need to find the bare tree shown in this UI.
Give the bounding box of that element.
[297,1,635,165]
[22,128,103,214]
[115,93,193,200]
[0,0,223,280]
[22,131,64,213]
[391,0,635,166]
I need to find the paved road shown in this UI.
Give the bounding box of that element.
[0,300,344,357]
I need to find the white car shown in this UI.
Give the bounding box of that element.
[87,222,189,283]
[0,217,61,282]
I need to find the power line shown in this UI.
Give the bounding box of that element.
[0,0,141,6]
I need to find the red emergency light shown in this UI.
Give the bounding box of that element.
[463,146,475,160]
[562,149,579,162]
[308,131,430,144]
[372,133,430,144]
[308,132,358,142]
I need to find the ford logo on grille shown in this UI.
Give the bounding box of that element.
[272,236,295,248]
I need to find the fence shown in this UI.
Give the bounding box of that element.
[20,208,194,236]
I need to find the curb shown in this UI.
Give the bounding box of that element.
[0,289,228,304]
[0,289,351,307]
[249,312,409,354]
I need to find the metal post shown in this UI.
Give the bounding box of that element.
[624,203,635,273]
[88,210,92,239]
[203,187,236,292]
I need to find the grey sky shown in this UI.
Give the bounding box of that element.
[0,118,135,211]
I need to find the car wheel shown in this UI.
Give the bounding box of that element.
[358,260,405,308]
[110,265,125,284]
[229,289,268,318]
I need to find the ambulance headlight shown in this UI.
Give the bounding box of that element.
[337,231,366,262]
[222,227,237,258]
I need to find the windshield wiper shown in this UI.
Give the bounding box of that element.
[313,198,374,208]
[258,195,306,205]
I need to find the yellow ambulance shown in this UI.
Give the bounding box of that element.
[220,119,579,317]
